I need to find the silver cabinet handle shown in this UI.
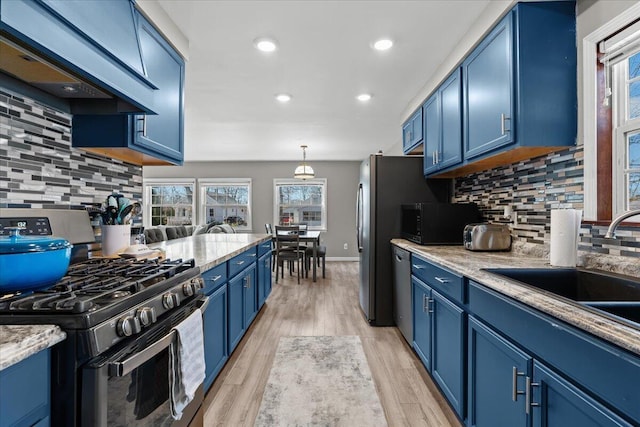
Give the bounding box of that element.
[236,260,245,266]
[412,264,424,270]
[512,367,526,401]
[137,115,147,137]
[210,275,222,282]
[427,298,434,314]
[434,276,450,284]
[434,150,439,164]
[109,330,175,377]
[432,151,436,165]
[525,376,540,414]
[501,113,510,135]
[248,253,257,258]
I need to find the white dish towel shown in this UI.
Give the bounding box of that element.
[169,308,205,420]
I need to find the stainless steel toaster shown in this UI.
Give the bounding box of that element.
[463,223,512,251]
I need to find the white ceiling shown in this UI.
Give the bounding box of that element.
[155,0,493,162]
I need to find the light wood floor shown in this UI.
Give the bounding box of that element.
[202,261,461,427]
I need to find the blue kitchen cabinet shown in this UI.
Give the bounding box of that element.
[468,280,640,424]
[0,0,155,113]
[431,289,465,417]
[402,108,423,154]
[462,1,577,164]
[467,316,531,427]
[412,276,432,369]
[227,272,245,354]
[243,264,258,327]
[423,68,463,176]
[0,348,51,427]
[201,263,228,392]
[531,361,633,427]
[411,254,467,419]
[258,252,272,309]
[72,12,185,165]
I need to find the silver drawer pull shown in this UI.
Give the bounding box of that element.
[434,276,450,284]
[525,376,540,415]
[512,367,526,401]
[210,275,222,282]
[236,260,245,266]
[412,264,424,269]
[248,253,257,257]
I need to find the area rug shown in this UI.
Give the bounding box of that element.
[254,336,388,427]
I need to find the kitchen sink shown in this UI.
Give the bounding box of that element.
[482,268,640,328]
[483,268,640,302]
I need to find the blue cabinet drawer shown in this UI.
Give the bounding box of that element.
[257,240,272,257]
[411,254,464,305]
[228,247,257,278]
[202,262,228,295]
[468,280,640,422]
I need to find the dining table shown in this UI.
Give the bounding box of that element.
[273,230,322,282]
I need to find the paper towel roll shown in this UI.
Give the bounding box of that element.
[550,209,582,267]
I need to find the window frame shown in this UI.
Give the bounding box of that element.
[273,178,328,231]
[197,178,253,231]
[583,4,640,222]
[143,178,196,228]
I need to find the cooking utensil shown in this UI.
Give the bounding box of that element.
[105,194,119,225]
[117,203,134,225]
[0,227,72,292]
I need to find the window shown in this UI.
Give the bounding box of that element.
[143,179,195,227]
[583,6,640,221]
[274,179,327,230]
[612,50,640,211]
[198,179,252,230]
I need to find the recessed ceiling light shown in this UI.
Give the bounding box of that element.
[254,37,278,53]
[373,38,393,51]
[357,94,372,102]
[276,94,291,103]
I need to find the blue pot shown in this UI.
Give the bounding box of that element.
[0,229,72,292]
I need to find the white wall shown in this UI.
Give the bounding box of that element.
[144,161,361,259]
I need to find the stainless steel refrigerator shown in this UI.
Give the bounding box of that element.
[356,154,449,326]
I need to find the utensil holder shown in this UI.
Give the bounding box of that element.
[101,224,131,256]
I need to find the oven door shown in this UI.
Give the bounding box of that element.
[80,297,207,427]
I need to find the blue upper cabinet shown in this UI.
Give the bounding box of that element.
[0,0,155,112]
[463,16,514,159]
[459,2,576,171]
[72,12,185,165]
[423,68,463,176]
[402,108,423,154]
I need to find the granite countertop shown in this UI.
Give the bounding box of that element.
[148,233,271,272]
[0,233,269,371]
[0,325,66,371]
[391,239,640,356]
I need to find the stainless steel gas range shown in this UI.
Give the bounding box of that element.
[0,209,207,427]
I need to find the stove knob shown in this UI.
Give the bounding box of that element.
[137,307,157,327]
[183,283,195,297]
[117,315,141,337]
[163,292,180,309]
[191,277,204,291]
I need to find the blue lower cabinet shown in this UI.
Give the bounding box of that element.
[243,264,258,327]
[0,349,51,427]
[468,316,531,427]
[412,276,432,370]
[203,284,228,393]
[258,252,272,308]
[532,361,633,427]
[227,272,245,353]
[431,290,465,417]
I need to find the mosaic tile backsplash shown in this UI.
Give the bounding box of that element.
[0,89,142,210]
[452,146,640,259]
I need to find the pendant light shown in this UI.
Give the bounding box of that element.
[294,145,315,180]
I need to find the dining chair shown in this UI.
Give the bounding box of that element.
[305,244,326,279]
[274,225,306,284]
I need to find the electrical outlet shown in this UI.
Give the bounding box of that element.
[343,243,348,250]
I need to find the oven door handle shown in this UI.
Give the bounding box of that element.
[108,330,176,377]
[196,296,210,312]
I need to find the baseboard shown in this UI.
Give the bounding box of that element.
[326,257,359,262]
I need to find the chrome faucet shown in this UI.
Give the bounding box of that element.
[604,208,640,238]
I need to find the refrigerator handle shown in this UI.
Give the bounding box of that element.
[356,183,363,252]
